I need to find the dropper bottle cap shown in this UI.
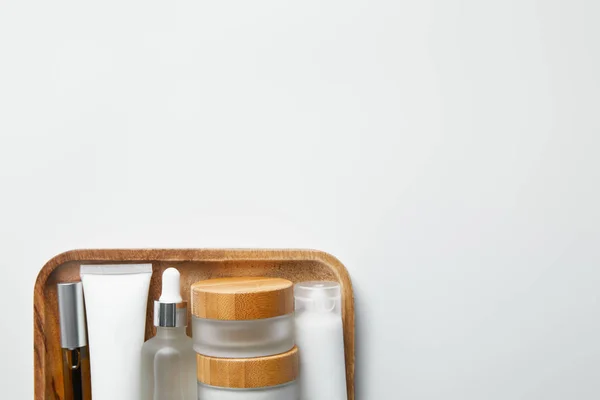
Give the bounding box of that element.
[154,268,187,327]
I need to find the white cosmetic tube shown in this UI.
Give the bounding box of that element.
[80,264,152,400]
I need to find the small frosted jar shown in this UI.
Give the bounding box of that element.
[196,346,299,400]
[191,277,295,358]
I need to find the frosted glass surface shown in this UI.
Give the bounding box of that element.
[197,381,298,400]
[192,314,294,358]
[141,327,196,400]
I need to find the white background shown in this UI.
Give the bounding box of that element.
[1,0,599,398]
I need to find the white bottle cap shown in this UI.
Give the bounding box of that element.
[294,281,342,315]
[159,268,183,303]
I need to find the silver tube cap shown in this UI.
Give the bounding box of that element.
[154,301,188,327]
[57,282,87,349]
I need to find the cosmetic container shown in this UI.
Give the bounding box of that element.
[191,277,294,358]
[57,282,91,400]
[80,264,152,400]
[196,346,299,400]
[294,281,348,400]
[141,268,196,400]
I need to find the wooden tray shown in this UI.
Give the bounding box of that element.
[34,249,355,400]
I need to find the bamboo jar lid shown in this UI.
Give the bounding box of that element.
[191,277,294,320]
[196,346,299,389]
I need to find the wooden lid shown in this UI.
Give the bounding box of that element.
[191,277,294,320]
[196,346,299,388]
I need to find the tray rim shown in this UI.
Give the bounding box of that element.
[34,248,355,400]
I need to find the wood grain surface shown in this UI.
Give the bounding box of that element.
[33,249,355,400]
[191,277,294,320]
[196,346,299,388]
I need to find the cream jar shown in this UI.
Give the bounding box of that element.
[191,277,295,358]
[196,346,299,400]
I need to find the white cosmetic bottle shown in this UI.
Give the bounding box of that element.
[294,281,348,400]
[141,268,196,400]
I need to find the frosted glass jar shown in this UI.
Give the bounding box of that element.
[196,346,299,400]
[197,382,298,400]
[191,277,295,358]
[192,314,294,358]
